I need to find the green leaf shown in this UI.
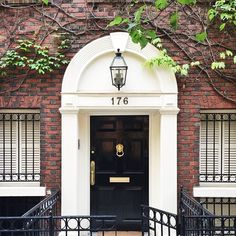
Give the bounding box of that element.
[208,9,217,21]
[177,0,196,5]
[195,31,207,42]
[130,30,141,44]
[211,61,225,70]
[122,18,130,24]
[146,30,157,39]
[219,23,226,31]
[134,6,146,22]
[233,56,236,64]
[139,36,148,49]
[170,12,179,30]
[190,61,200,66]
[226,50,233,57]
[42,0,49,5]
[155,0,168,10]
[220,52,226,59]
[108,16,123,27]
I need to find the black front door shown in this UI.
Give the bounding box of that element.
[90,116,149,230]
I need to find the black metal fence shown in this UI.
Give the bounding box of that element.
[200,197,236,216]
[179,189,236,236]
[180,189,213,217]
[141,205,178,236]
[181,215,236,236]
[1,188,236,235]
[0,215,117,236]
[22,190,60,217]
[0,190,117,235]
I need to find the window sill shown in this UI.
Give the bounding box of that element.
[193,185,236,198]
[0,186,46,196]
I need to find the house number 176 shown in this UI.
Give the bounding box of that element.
[111,97,128,105]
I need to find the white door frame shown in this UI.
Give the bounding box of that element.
[60,32,179,217]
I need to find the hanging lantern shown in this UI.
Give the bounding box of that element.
[110,49,128,91]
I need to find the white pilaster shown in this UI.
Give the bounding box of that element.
[60,107,79,215]
[159,108,179,214]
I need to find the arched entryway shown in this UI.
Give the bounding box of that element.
[59,32,179,225]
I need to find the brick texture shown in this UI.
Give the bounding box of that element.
[0,0,235,196]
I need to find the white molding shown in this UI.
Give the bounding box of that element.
[60,32,179,219]
[110,32,129,52]
[0,187,46,196]
[62,32,177,94]
[193,186,236,198]
[159,108,180,115]
[59,107,79,114]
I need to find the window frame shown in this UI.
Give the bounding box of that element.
[0,110,40,182]
[199,111,236,183]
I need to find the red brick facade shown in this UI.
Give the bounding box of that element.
[0,0,235,195]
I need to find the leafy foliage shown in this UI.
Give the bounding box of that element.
[108,0,235,77]
[208,0,236,30]
[0,38,70,76]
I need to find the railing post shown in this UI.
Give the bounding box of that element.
[49,209,54,236]
[180,215,185,236]
[141,205,148,236]
[141,205,144,236]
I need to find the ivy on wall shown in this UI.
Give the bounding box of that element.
[0,0,235,102]
[0,38,70,76]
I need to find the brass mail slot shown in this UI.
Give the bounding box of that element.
[109,177,130,183]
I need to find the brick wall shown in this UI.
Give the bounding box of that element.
[0,0,235,194]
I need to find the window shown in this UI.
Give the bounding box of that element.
[200,112,236,183]
[0,111,40,182]
[201,198,236,216]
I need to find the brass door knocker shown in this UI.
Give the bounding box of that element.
[116,144,124,157]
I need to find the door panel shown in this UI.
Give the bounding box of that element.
[90,116,149,230]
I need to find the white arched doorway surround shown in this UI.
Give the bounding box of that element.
[59,32,179,218]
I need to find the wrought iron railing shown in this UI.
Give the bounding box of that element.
[179,189,236,235]
[0,215,117,236]
[201,197,236,216]
[181,215,236,236]
[141,205,178,236]
[22,190,60,217]
[0,190,117,235]
[1,188,236,235]
[180,189,213,216]
[0,112,41,182]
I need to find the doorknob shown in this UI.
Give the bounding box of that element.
[90,161,95,186]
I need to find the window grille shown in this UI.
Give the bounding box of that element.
[200,113,236,182]
[201,198,236,216]
[0,112,40,182]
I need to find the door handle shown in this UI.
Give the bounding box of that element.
[90,161,95,186]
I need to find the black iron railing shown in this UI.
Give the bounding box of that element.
[141,205,178,236]
[1,188,236,235]
[179,189,236,235]
[0,189,117,235]
[181,215,236,236]
[0,215,117,236]
[201,197,236,216]
[22,190,60,217]
[0,112,41,182]
[200,113,236,183]
[180,189,213,216]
